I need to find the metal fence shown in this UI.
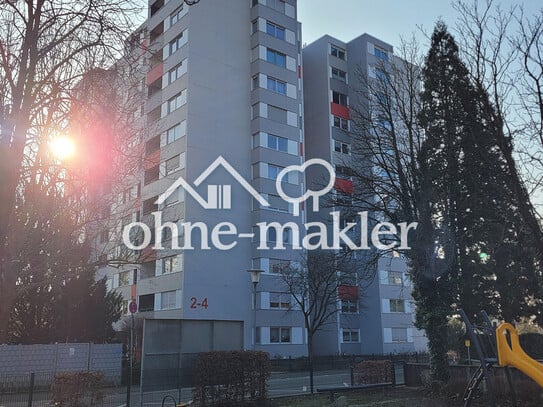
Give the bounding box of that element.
[0,356,416,406]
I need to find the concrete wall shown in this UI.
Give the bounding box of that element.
[0,343,122,384]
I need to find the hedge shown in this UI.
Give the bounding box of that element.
[354,360,393,385]
[192,350,271,406]
[51,371,106,407]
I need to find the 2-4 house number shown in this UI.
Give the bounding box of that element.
[190,297,208,309]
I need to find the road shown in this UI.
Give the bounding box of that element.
[0,370,351,407]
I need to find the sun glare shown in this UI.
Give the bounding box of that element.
[50,136,75,160]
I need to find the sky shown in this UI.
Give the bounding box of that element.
[297,0,541,50]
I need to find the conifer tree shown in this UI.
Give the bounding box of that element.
[416,22,543,380]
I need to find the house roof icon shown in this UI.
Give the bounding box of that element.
[156,156,270,209]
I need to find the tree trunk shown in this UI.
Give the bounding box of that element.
[426,314,450,382]
[307,333,315,393]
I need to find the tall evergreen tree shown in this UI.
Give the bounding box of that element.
[416,22,543,380]
[7,181,122,344]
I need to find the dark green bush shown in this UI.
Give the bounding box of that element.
[51,371,105,407]
[192,350,271,406]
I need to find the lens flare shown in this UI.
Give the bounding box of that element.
[50,136,75,160]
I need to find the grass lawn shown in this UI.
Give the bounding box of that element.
[269,383,543,407]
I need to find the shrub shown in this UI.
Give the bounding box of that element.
[353,360,393,385]
[192,350,271,406]
[519,333,543,359]
[51,371,105,407]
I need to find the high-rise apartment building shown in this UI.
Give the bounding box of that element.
[94,0,426,358]
[302,34,427,354]
[95,0,308,357]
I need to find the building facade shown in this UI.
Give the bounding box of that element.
[94,1,426,358]
[302,34,427,354]
[95,0,307,357]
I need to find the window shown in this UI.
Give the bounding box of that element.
[267,194,290,212]
[120,300,129,315]
[267,134,288,152]
[341,300,358,313]
[167,123,183,144]
[267,77,286,94]
[165,155,180,174]
[333,116,349,130]
[266,48,286,67]
[335,165,352,178]
[388,271,403,285]
[270,327,291,343]
[392,328,408,342]
[144,165,159,185]
[170,5,184,25]
[163,255,179,274]
[161,290,177,310]
[123,185,139,203]
[334,141,350,154]
[267,227,290,244]
[143,196,158,215]
[389,299,405,313]
[342,329,359,343]
[169,61,186,83]
[146,135,160,153]
[168,91,185,113]
[331,45,345,60]
[251,19,258,34]
[266,21,285,40]
[138,294,154,312]
[269,258,290,273]
[118,271,131,286]
[331,67,347,82]
[169,32,185,54]
[267,105,287,123]
[375,68,388,82]
[270,292,291,309]
[267,163,283,180]
[163,192,179,207]
[374,46,388,61]
[332,91,348,106]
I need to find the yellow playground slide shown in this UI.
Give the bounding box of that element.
[496,323,543,388]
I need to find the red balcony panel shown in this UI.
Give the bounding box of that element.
[141,247,156,261]
[131,284,137,300]
[338,285,358,300]
[331,103,350,119]
[334,178,353,194]
[146,62,163,85]
[140,39,148,54]
[144,150,160,170]
[298,65,302,78]
[299,142,303,156]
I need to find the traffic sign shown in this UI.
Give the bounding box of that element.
[129,300,138,314]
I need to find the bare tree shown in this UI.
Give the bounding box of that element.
[0,0,144,342]
[453,0,543,252]
[280,250,368,393]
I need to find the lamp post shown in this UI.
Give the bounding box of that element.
[247,269,263,350]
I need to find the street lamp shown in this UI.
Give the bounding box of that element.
[247,269,263,350]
